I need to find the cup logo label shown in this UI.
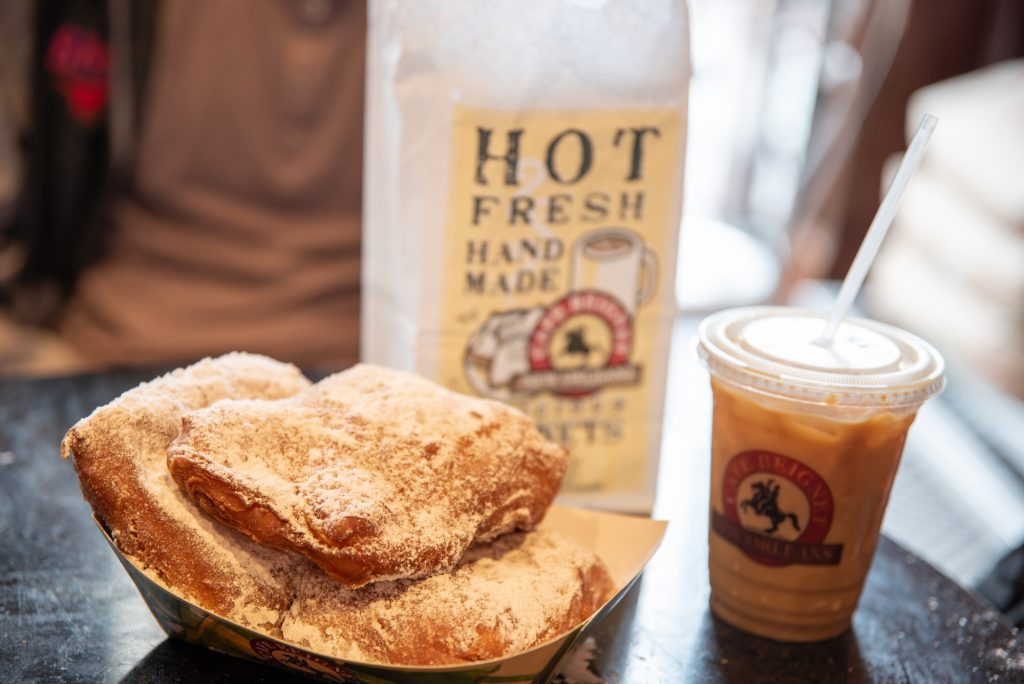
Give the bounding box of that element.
[713,450,843,567]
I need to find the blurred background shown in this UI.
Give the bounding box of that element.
[1,0,1023,614]
[675,0,1024,609]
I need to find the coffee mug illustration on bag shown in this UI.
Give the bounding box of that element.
[570,229,657,316]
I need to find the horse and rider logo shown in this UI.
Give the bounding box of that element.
[563,327,596,359]
[713,450,844,567]
[741,479,801,535]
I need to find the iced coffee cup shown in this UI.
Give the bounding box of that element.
[696,306,945,642]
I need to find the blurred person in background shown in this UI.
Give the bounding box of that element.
[0,0,365,375]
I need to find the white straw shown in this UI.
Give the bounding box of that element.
[819,113,938,345]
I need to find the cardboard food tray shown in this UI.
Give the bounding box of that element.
[95,505,667,683]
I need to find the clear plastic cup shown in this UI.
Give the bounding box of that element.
[696,306,945,642]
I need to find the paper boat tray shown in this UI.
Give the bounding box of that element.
[96,505,667,683]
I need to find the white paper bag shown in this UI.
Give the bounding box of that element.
[363,0,690,513]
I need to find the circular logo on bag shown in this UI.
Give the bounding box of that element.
[712,450,843,567]
[526,290,636,397]
[250,639,361,682]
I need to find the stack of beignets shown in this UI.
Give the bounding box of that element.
[61,353,614,665]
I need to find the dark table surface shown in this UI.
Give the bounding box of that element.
[2,354,1023,683]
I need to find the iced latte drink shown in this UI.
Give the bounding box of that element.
[697,307,944,641]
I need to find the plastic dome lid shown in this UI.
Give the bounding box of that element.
[696,306,945,407]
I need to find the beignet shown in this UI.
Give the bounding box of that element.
[167,364,568,587]
[60,353,312,627]
[283,530,615,665]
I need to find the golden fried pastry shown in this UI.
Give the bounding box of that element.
[282,530,615,665]
[167,363,568,588]
[60,353,312,626]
